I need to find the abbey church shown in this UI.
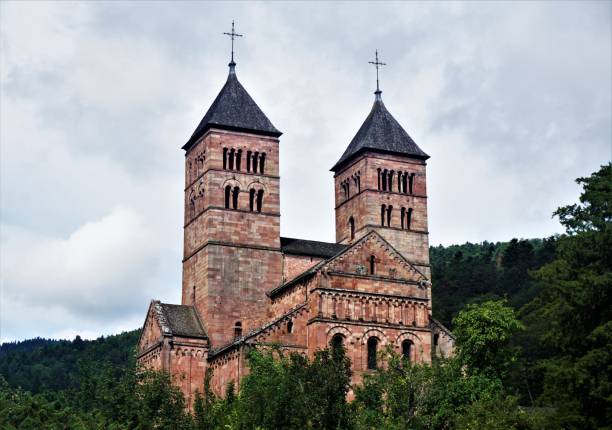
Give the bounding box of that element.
[136,41,454,404]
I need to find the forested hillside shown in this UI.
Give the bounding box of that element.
[1,164,609,429]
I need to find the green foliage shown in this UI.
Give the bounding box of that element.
[352,348,537,430]
[236,345,352,429]
[522,163,612,429]
[453,300,524,377]
[0,330,140,394]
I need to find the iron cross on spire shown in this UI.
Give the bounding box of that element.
[368,49,387,93]
[223,20,243,65]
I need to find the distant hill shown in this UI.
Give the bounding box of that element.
[0,330,140,394]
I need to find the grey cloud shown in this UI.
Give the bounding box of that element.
[1,1,609,341]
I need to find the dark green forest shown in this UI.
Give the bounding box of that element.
[1,164,610,429]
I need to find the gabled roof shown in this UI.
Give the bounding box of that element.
[280,237,348,259]
[331,92,429,172]
[149,300,207,339]
[183,65,282,151]
[270,230,428,298]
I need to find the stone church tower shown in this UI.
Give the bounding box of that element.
[136,36,454,405]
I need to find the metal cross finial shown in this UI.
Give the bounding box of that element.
[368,50,387,93]
[223,20,243,64]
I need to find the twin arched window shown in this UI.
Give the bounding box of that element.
[225,185,240,210]
[248,188,264,212]
[225,185,264,212]
[400,207,413,230]
[381,205,393,226]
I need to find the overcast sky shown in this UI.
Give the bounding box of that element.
[1,1,610,342]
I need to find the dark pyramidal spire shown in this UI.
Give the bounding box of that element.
[331,50,428,172]
[183,21,281,151]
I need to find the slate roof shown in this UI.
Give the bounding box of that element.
[280,237,348,259]
[183,65,281,151]
[331,92,429,172]
[155,301,207,339]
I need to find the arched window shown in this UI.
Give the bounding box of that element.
[229,148,235,170]
[409,173,415,194]
[236,149,242,171]
[382,169,388,191]
[402,173,408,194]
[357,174,361,193]
[388,170,394,191]
[260,153,266,174]
[407,208,413,230]
[256,189,264,212]
[349,217,355,240]
[249,189,256,212]
[331,334,344,351]
[287,321,293,334]
[401,207,406,229]
[370,255,375,275]
[402,340,413,361]
[397,171,403,192]
[232,186,239,210]
[367,337,379,369]
[253,151,259,173]
[223,148,228,170]
[377,168,381,190]
[381,204,386,226]
[246,150,252,172]
[234,321,242,338]
[387,205,393,227]
[224,185,231,209]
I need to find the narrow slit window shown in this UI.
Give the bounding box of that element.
[381,204,386,226]
[407,208,413,230]
[253,151,259,173]
[249,189,256,212]
[224,185,231,209]
[260,153,266,174]
[403,174,408,194]
[232,186,239,210]
[401,207,406,229]
[246,150,252,172]
[382,170,388,191]
[388,170,394,191]
[370,255,375,275]
[377,168,381,190]
[236,149,242,171]
[287,321,293,334]
[256,189,264,212]
[223,148,228,170]
[367,337,378,369]
[387,205,393,227]
[349,216,355,240]
[229,148,235,170]
[409,173,415,194]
